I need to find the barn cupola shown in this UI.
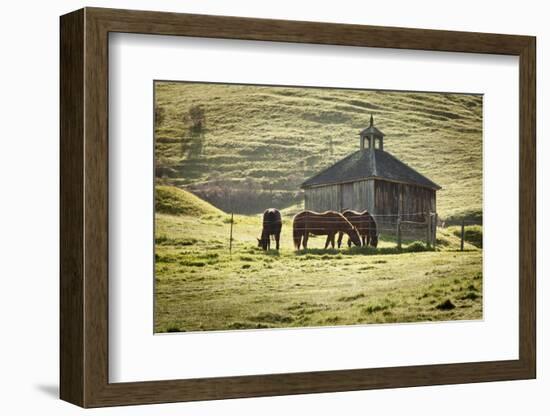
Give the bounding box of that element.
[359,114,385,151]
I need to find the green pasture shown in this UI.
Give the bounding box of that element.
[154,187,483,333]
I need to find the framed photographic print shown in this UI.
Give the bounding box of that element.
[60,7,536,408]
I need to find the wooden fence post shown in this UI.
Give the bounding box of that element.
[433,213,438,249]
[425,211,431,248]
[229,212,234,257]
[460,218,465,251]
[397,215,402,250]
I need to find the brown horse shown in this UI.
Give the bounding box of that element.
[337,210,378,248]
[257,208,282,250]
[293,210,362,250]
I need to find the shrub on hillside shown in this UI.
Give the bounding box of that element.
[444,210,482,226]
[452,225,483,248]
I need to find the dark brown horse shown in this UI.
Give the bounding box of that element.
[293,210,362,250]
[337,210,379,248]
[257,208,282,250]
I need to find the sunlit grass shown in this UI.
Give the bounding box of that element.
[154,202,482,333]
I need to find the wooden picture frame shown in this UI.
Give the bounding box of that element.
[60,7,536,408]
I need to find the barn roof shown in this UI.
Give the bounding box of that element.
[301,149,441,190]
[359,125,384,138]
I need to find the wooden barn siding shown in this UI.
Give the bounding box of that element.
[304,180,436,230]
[350,180,375,213]
[304,180,374,212]
[374,182,435,216]
[374,181,436,234]
[341,183,354,211]
[304,184,341,212]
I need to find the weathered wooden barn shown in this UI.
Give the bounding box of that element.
[301,115,441,226]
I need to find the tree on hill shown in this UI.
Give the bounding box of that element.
[181,105,206,158]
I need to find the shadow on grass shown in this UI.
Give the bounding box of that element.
[295,248,340,256]
[246,246,282,257]
[295,241,434,256]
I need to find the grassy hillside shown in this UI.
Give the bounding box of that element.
[155,185,223,216]
[154,186,482,333]
[155,82,482,220]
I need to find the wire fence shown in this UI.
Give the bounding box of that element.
[228,210,480,253]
